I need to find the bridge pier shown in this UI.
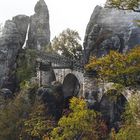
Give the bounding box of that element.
[82,75,104,108]
[36,60,56,86]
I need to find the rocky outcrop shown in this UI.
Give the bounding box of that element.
[0,0,50,91]
[12,15,30,46]
[84,5,140,62]
[0,20,21,91]
[36,82,63,120]
[28,0,50,50]
[0,88,13,108]
[0,88,13,100]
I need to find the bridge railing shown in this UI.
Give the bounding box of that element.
[37,51,85,72]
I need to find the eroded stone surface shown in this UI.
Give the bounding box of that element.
[84,5,140,62]
[0,20,21,91]
[0,0,50,91]
[12,15,30,46]
[36,82,63,119]
[28,0,50,50]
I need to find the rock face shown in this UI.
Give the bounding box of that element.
[0,20,21,91]
[0,88,13,100]
[12,15,30,46]
[84,5,140,62]
[36,82,63,120]
[0,0,50,91]
[28,0,50,50]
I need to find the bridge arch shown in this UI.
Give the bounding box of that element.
[62,73,81,108]
[101,82,133,101]
[100,89,128,131]
[62,73,80,98]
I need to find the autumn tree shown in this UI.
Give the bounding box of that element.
[0,82,38,140]
[50,28,82,60]
[21,101,55,140]
[0,91,31,140]
[106,0,140,12]
[51,97,108,140]
[86,46,140,86]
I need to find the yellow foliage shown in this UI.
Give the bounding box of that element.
[86,46,140,86]
[51,97,107,140]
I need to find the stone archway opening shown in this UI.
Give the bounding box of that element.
[62,73,80,108]
[99,89,128,131]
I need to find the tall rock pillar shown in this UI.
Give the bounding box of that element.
[28,0,50,50]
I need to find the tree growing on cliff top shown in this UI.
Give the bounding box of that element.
[106,0,140,12]
[86,46,140,86]
[50,28,82,60]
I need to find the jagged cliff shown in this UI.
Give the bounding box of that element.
[84,5,140,62]
[0,0,50,91]
[28,0,50,49]
[0,20,22,91]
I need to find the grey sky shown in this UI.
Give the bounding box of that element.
[0,0,106,41]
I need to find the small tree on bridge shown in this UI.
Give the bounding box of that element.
[50,28,83,60]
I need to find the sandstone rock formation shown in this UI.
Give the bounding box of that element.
[36,82,63,120]
[0,88,13,108]
[0,88,13,100]
[0,0,50,91]
[0,20,21,91]
[12,15,30,46]
[84,5,140,62]
[28,0,50,50]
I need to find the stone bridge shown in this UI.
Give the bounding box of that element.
[36,51,93,98]
[35,51,139,130]
[36,51,134,101]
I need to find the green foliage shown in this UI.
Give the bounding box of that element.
[86,46,140,86]
[50,28,82,60]
[21,101,55,139]
[114,125,140,140]
[123,93,140,124]
[0,91,31,140]
[16,49,37,83]
[51,97,108,140]
[0,82,38,140]
[19,80,31,90]
[106,0,140,12]
[105,84,124,103]
[112,94,140,140]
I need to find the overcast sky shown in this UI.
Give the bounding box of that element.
[0,0,106,41]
